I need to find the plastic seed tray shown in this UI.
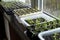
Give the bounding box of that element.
[20,12,59,35]
[0,1,28,9]
[43,33,60,40]
[0,1,29,15]
[38,28,60,40]
[13,8,40,17]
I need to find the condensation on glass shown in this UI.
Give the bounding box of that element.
[43,0,60,18]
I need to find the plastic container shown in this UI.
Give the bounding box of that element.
[13,8,40,17]
[0,1,29,15]
[38,28,60,40]
[20,13,55,26]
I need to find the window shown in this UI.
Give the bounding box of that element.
[38,0,43,10]
[43,0,60,18]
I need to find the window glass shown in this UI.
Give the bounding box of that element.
[43,0,60,18]
[25,0,31,7]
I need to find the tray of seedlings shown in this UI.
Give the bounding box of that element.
[0,2,19,10]
[38,28,60,40]
[13,8,40,17]
[14,2,29,8]
[0,1,29,12]
[20,13,60,35]
[19,13,60,40]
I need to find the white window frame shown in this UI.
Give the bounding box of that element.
[38,0,43,11]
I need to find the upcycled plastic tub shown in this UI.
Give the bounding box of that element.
[38,28,60,40]
[20,13,55,27]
